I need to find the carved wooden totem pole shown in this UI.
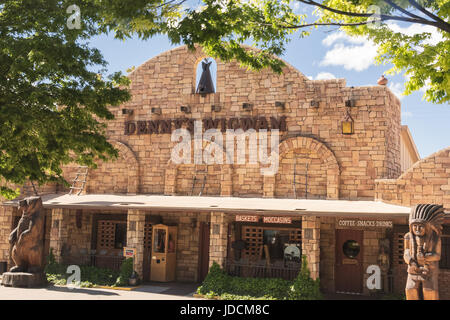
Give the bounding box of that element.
[1,196,46,287]
[404,204,445,300]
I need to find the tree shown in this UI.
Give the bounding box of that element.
[0,0,180,198]
[98,1,448,103]
[163,0,449,104]
[294,0,450,104]
[1,1,447,198]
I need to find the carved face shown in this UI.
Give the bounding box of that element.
[18,197,42,216]
[412,223,426,237]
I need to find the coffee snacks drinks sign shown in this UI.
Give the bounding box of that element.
[338,219,393,228]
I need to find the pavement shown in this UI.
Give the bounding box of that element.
[0,281,202,300]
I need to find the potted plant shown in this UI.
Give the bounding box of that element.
[129,271,138,286]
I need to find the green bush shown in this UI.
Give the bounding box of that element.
[115,258,134,286]
[197,262,230,295]
[381,293,406,300]
[197,258,321,300]
[288,256,323,300]
[44,251,123,288]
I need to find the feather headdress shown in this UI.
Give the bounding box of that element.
[409,204,445,235]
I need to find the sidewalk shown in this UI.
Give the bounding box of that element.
[0,281,202,300]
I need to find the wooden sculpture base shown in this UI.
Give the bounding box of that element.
[1,272,46,288]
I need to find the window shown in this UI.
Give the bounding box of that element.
[241,226,301,262]
[343,240,361,259]
[153,228,166,253]
[263,230,290,261]
[97,220,127,251]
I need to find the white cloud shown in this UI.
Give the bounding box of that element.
[320,32,378,71]
[388,82,405,100]
[322,32,368,46]
[305,72,337,80]
[387,23,443,46]
[315,72,336,80]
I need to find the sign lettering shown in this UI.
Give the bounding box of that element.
[338,220,393,228]
[123,247,136,258]
[263,216,292,224]
[236,215,259,222]
[124,116,287,135]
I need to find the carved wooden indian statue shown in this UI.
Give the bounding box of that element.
[404,204,445,300]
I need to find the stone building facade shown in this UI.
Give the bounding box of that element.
[0,46,449,298]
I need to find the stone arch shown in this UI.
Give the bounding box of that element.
[264,136,340,199]
[164,140,233,196]
[86,140,139,194]
[111,140,140,194]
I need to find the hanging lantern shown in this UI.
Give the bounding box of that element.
[342,110,354,135]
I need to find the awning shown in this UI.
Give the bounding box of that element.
[2,193,411,218]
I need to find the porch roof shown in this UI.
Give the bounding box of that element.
[2,193,411,218]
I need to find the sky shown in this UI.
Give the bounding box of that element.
[88,6,449,159]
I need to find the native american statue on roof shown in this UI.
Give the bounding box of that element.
[404,204,445,300]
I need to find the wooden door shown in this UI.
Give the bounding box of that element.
[335,229,364,294]
[197,222,210,282]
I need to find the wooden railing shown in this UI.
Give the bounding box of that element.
[225,259,301,281]
[62,254,125,271]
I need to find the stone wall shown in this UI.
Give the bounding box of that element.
[0,206,15,268]
[56,45,401,201]
[319,217,335,292]
[126,209,146,277]
[302,216,320,280]
[209,212,229,268]
[63,210,93,256]
[375,147,450,210]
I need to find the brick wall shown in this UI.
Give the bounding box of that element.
[0,206,15,268]
[375,147,450,210]
[64,210,93,255]
[56,45,401,201]
[393,263,450,299]
[302,216,320,280]
[320,217,335,292]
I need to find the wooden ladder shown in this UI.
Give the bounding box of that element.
[69,166,89,195]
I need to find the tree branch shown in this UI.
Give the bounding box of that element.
[408,0,450,28]
[297,0,372,18]
[296,0,450,33]
[382,0,423,20]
